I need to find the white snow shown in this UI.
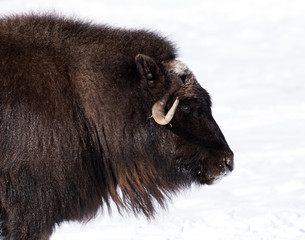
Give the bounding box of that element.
[1,0,305,239]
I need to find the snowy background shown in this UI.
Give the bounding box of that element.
[1,0,305,239]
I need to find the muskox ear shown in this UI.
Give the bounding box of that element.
[135,54,158,81]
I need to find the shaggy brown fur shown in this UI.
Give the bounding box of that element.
[0,14,233,239]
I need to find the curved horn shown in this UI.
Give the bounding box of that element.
[151,73,183,125]
[152,97,180,125]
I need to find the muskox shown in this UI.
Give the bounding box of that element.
[0,14,234,239]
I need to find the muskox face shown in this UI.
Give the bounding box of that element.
[135,54,234,186]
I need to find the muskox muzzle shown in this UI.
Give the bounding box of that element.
[194,145,234,185]
[225,155,234,172]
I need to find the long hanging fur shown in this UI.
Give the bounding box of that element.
[0,14,180,239]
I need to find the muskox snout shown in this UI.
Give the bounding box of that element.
[224,153,234,173]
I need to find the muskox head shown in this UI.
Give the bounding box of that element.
[135,54,234,186]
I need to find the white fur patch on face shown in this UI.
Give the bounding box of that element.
[168,60,189,76]
[164,59,197,86]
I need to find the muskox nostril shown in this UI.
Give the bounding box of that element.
[225,158,234,172]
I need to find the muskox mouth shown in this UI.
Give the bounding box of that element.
[196,170,215,185]
[187,158,233,185]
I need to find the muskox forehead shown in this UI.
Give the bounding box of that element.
[165,60,199,88]
[166,60,191,76]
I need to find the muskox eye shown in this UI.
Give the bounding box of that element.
[180,105,191,114]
